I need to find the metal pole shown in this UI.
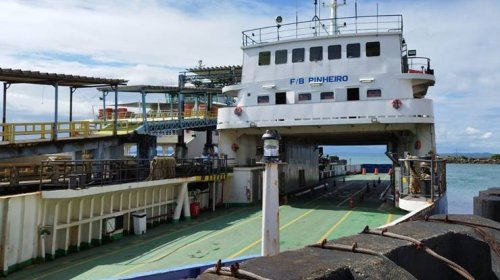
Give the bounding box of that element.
[169,93,173,119]
[113,86,118,136]
[69,87,75,122]
[53,83,59,140]
[2,83,8,141]
[141,90,148,133]
[212,181,216,212]
[102,92,107,123]
[261,162,280,256]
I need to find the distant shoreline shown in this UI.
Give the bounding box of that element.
[443,156,500,164]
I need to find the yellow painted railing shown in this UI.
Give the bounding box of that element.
[0,120,136,143]
[0,111,218,144]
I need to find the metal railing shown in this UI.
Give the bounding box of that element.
[398,157,446,201]
[175,157,228,177]
[0,109,219,143]
[404,57,433,74]
[37,157,229,191]
[0,120,137,143]
[39,159,151,190]
[242,14,403,46]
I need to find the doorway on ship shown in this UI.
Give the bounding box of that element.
[319,144,394,203]
[275,92,286,104]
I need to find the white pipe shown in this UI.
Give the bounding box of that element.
[40,235,46,259]
[330,0,336,34]
[261,163,280,256]
[183,184,191,219]
[173,183,187,222]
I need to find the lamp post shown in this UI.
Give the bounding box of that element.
[261,129,281,256]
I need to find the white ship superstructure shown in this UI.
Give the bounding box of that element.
[217,2,445,213]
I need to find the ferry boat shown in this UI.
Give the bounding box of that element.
[0,1,448,279]
[216,0,447,216]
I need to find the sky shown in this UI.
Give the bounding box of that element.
[0,0,499,153]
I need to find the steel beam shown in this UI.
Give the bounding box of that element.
[141,90,148,133]
[113,85,118,136]
[53,83,59,140]
[2,83,9,142]
[69,87,77,122]
[101,92,107,123]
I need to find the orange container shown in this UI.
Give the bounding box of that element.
[184,103,193,117]
[117,108,127,119]
[105,108,113,119]
[210,106,218,117]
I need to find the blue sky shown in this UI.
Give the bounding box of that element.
[0,0,499,153]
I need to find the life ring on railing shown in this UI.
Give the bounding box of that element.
[231,143,239,152]
[415,140,422,150]
[234,106,243,116]
[392,99,403,110]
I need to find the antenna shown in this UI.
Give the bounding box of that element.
[296,0,298,38]
[328,0,346,35]
[312,0,320,36]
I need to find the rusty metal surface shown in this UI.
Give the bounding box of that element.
[197,215,500,280]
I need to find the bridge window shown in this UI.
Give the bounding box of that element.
[366,42,380,57]
[257,95,269,104]
[328,45,341,59]
[347,88,360,100]
[320,92,334,100]
[258,51,271,65]
[275,50,287,64]
[292,48,305,63]
[310,46,323,61]
[367,89,382,98]
[347,43,360,58]
[298,93,311,101]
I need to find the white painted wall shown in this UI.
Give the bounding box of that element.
[0,193,41,273]
[0,177,203,273]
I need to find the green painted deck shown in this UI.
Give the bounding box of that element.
[10,174,405,280]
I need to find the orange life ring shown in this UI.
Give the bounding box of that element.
[392,99,403,110]
[234,106,243,116]
[231,143,239,152]
[415,140,422,150]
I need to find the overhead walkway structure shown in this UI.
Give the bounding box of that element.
[0,67,224,159]
[96,85,222,136]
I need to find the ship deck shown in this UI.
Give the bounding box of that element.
[10,174,405,280]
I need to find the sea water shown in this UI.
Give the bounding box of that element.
[325,151,499,214]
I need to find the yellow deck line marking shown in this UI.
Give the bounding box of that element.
[33,208,249,280]
[229,239,261,260]
[317,210,353,243]
[227,182,361,259]
[115,213,263,277]
[386,213,393,224]
[228,208,317,259]
[115,205,293,277]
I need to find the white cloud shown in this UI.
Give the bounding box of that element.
[465,127,480,135]
[481,132,493,139]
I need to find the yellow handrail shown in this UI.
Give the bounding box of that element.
[0,113,218,143]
